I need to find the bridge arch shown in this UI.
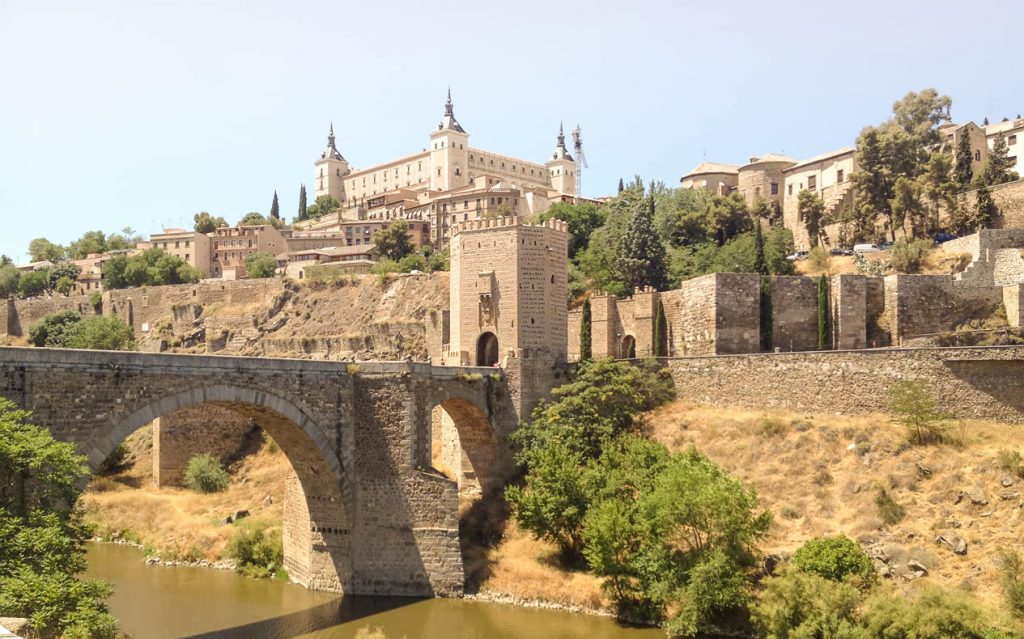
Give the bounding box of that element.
[87,383,353,593]
[430,397,503,496]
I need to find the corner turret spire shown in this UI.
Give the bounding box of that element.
[438,90,466,133]
[321,122,345,161]
[551,122,573,161]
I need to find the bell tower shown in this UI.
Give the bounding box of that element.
[429,90,470,192]
[314,123,349,204]
[545,124,576,196]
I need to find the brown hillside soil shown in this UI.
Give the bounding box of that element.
[796,244,973,278]
[81,430,289,562]
[647,400,1024,608]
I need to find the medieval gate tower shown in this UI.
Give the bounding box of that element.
[447,215,568,419]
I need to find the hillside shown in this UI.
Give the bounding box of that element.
[647,401,1023,607]
[146,272,449,360]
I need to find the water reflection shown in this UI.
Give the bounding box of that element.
[86,544,663,639]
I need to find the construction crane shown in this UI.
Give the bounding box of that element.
[571,125,588,202]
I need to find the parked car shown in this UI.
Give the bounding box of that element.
[932,232,958,244]
[877,241,894,250]
[829,247,854,256]
[853,243,880,254]
[786,250,809,261]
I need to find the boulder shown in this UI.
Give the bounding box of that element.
[936,534,968,555]
[907,559,929,576]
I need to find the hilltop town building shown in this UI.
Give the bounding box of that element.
[782,147,856,249]
[310,92,577,247]
[679,162,739,194]
[984,117,1023,177]
[150,229,212,277]
[211,224,286,279]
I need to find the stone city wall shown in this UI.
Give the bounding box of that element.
[771,276,818,352]
[666,346,1024,424]
[152,404,257,487]
[886,274,1003,341]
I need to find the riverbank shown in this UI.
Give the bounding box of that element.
[81,401,1024,624]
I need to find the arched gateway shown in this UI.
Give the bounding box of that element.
[0,347,519,597]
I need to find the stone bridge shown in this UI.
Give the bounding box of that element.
[0,346,522,597]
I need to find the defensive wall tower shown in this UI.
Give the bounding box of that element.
[447,215,568,420]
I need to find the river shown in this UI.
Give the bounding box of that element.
[85,544,665,639]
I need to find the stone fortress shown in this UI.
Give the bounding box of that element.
[306,91,582,247]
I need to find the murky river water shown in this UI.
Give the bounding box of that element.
[85,543,665,639]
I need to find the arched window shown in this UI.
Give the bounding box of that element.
[620,335,636,359]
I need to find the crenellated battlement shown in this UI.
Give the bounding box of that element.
[451,215,568,236]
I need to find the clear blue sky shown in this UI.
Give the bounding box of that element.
[2,0,1021,262]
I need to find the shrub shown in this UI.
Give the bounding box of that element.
[792,535,875,583]
[875,486,905,526]
[89,291,103,310]
[760,416,789,437]
[860,586,1000,639]
[808,246,831,272]
[261,430,279,454]
[890,380,948,445]
[998,548,1024,619]
[96,444,130,476]
[752,567,865,639]
[891,238,933,274]
[997,450,1023,477]
[243,251,277,278]
[226,520,283,579]
[183,453,229,493]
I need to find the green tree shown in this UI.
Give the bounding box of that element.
[817,274,831,350]
[0,264,19,298]
[704,192,751,246]
[537,201,605,258]
[852,127,892,238]
[617,197,668,292]
[28,238,64,263]
[792,535,875,583]
[955,129,974,190]
[270,190,280,220]
[0,399,119,639]
[183,453,230,493]
[760,276,772,352]
[753,221,768,275]
[297,184,308,221]
[584,445,771,634]
[46,262,80,292]
[983,132,1019,186]
[890,380,948,445]
[753,567,866,639]
[194,211,228,234]
[237,211,276,227]
[890,176,926,238]
[29,312,134,351]
[654,300,668,357]
[975,181,1000,230]
[891,237,932,273]
[102,248,201,290]
[17,270,48,298]
[921,152,955,231]
[579,298,592,361]
[618,178,624,193]
[305,195,341,220]
[28,311,82,347]
[243,251,277,278]
[65,231,106,259]
[373,220,414,261]
[798,191,826,248]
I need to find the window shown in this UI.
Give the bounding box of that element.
[975,151,981,162]
[175,241,180,248]
[185,254,190,261]
[1010,135,1017,145]
[771,182,779,195]
[837,169,845,183]
[336,169,340,176]
[808,175,817,191]
[455,167,461,176]
[185,241,190,248]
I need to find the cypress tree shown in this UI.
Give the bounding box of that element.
[617,197,668,292]
[270,190,280,220]
[975,182,999,229]
[955,130,974,190]
[617,178,624,194]
[760,276,773,352]
[817,274,831,350]
[753,220,768,275]
[654,299,668,357]
[580,298,592,362]
[298,184,308,221]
